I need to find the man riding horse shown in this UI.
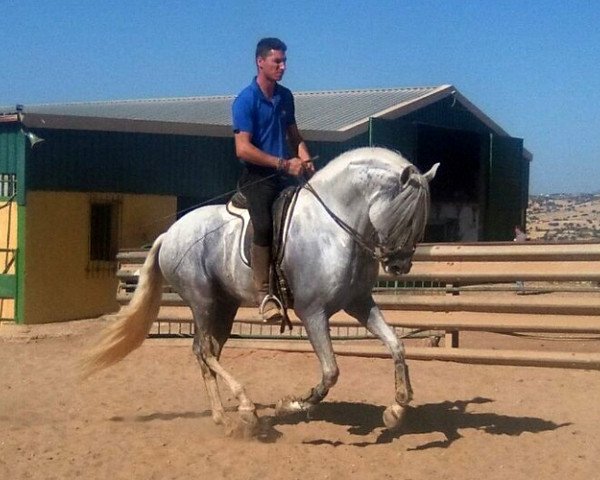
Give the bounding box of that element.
[82,38,438,435]
[232,37,315,322]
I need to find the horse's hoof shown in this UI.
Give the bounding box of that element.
[383,403,407,430]
[239,409,259,427]
[274,396,311,416]
[223,413,259,439]
[212,411,226,426]
[238,409,259,438]
[223,417,237,437]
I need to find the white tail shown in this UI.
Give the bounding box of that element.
[81,234,165,378]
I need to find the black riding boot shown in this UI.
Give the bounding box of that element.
[251,244,283,323]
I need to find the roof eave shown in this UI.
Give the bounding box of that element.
[21,113,232,138]
[335,85,455,136]
[0,114,19,123]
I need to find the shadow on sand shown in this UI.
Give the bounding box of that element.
[108,397,569,448]
[269,396,570,449]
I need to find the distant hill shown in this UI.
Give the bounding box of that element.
[527,193,600,241]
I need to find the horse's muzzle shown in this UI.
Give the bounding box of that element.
[383,259,413,276]
[381,246,416,276]
[381,248,415,276]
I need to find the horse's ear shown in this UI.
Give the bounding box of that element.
[423,163,440,183]
[400,166,411,186]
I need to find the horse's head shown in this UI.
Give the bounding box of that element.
[311,147,438,276]
[368,160,440,276]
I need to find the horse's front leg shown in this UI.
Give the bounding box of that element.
[345,296,412,429]
[275,309,339,416]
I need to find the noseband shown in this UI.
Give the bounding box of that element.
[303,182,415,263]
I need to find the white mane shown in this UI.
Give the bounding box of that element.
[314,146,413,180]
[313,147,431,252]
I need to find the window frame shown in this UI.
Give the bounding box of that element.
[88,198,121,274]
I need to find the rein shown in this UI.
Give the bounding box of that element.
[302,181,414,263]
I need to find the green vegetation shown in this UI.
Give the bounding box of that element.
[528,194,600,241]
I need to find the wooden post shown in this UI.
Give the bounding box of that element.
[445,330,459,348]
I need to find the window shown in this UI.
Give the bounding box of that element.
[89,202,119,262]
[0,174,17,198]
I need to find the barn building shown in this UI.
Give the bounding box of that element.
[0,85,531,324]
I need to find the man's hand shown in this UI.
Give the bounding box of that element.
[285,157,315,178]
[301,158,316,178]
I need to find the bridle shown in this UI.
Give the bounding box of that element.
[302,181,416,264]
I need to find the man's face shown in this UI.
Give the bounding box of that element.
[257,49,286,82]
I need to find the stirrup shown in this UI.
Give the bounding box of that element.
[259,294,284,323]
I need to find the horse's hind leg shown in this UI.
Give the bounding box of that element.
[345,296,412,429]
[276,310,339,415]
[193,332,227,426]
[191,299,258,434]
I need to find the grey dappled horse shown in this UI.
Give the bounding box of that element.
[82,147,438,434]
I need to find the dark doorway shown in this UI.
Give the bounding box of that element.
[415,124,481,203]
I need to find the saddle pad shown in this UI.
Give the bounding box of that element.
[225,201,253,267]
[224,186,300,268]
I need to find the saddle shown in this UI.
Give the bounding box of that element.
[226,186,301,330]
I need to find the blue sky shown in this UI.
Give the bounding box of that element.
[2,0,599,194]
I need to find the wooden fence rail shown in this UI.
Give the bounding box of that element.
[116,242,600,369]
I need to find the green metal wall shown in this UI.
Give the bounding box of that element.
[404,96,496,134]
[369,117,417,160]
[15,93,529,242]
[484,134,526,240]
[0,124,26,323]
[405,97,528,239]
[27,129,242,198]
[364,99,529,241]
[306,132,370,169]
[0,124,22,173]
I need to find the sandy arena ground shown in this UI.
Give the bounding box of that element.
[1,318,599,480]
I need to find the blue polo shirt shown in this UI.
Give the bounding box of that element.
[232,77,296,164]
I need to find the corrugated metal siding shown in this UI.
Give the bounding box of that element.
[27,129,241,197]
[26,127,370,198]
[369,117,417,161]
[485,135,525,240]
[306,132,371,168]
[0,125,24,174]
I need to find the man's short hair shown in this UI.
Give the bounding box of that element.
[256,37,287,59]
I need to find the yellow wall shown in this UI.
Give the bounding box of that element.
[120,195,176,248]
[24,191,176,324]
[0,199,18,318]
[0,199,18,264]
[0,297,15,319]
